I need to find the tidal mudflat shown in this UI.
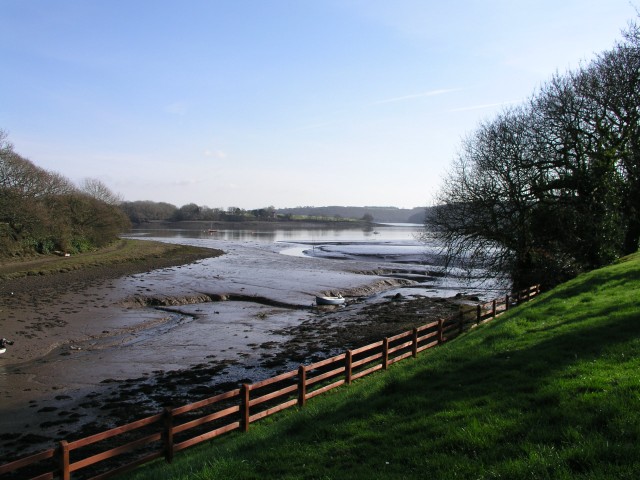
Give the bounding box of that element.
[0,229,496,460]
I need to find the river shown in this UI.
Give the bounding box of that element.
[0,223,504,459]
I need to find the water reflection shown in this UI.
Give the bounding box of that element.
[129,224,423,244]
[126,224,506,297]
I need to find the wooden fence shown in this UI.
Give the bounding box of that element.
[0,285,540,480]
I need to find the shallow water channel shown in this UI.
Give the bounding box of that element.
[0,224,502,459]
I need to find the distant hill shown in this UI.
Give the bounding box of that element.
[276,206,427,224]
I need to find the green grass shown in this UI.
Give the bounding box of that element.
[0,239,217,279]
[126,252,640,479]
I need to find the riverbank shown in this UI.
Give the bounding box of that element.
[0,238,221,282]
[125,252,640,480]
[0,236,465,462]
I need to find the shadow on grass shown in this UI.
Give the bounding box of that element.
[548,264,640,301]
[124,273,640,479]
[216,305,640,478]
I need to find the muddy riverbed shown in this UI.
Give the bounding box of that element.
[0,236,490,461]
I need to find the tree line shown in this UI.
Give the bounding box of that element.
[427,21,640,290]
[0,132,130,257]
[120,202,279,223]
[119,202,407,224]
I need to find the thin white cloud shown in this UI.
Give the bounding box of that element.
[171,178,203,187]
[448,100,518,112]
[291,89,462,132]
[204,149,227,159]
[372,88,461,105]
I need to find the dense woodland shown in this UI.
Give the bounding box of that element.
[427,21,640,289]
[0,132,130,257]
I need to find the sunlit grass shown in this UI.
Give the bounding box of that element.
[126,252,640,479]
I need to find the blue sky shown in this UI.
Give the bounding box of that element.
[1,1,635,209]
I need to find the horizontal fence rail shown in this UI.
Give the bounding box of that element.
[0,285,540,480]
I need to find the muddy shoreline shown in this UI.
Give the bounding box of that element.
[0,239,477,463]
[1,294,461,463]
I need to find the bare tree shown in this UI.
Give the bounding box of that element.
[426,21,640,289]
[80,178,123,205]
[427,106,550,289]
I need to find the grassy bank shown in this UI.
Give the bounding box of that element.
[126,252,640,479]
[0,239,220,280]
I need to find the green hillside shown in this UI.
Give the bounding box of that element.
[128,252,640,479]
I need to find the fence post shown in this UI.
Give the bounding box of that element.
[505,294,510,311]
[345,350,353,385]
[241,384,250,432]
[492,299,497,319]
[382,337,389,370]
[59,440,70,480]
[476,304,481,324]
[412,328,418,358]
[437,319,444,344]
[162,407,174,463]
[297,365,306,407]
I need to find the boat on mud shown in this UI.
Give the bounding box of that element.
[315,295,345,306]
[0,338,14,354]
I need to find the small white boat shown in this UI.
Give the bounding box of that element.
[315,295,345,306]
[0,338,13,354]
